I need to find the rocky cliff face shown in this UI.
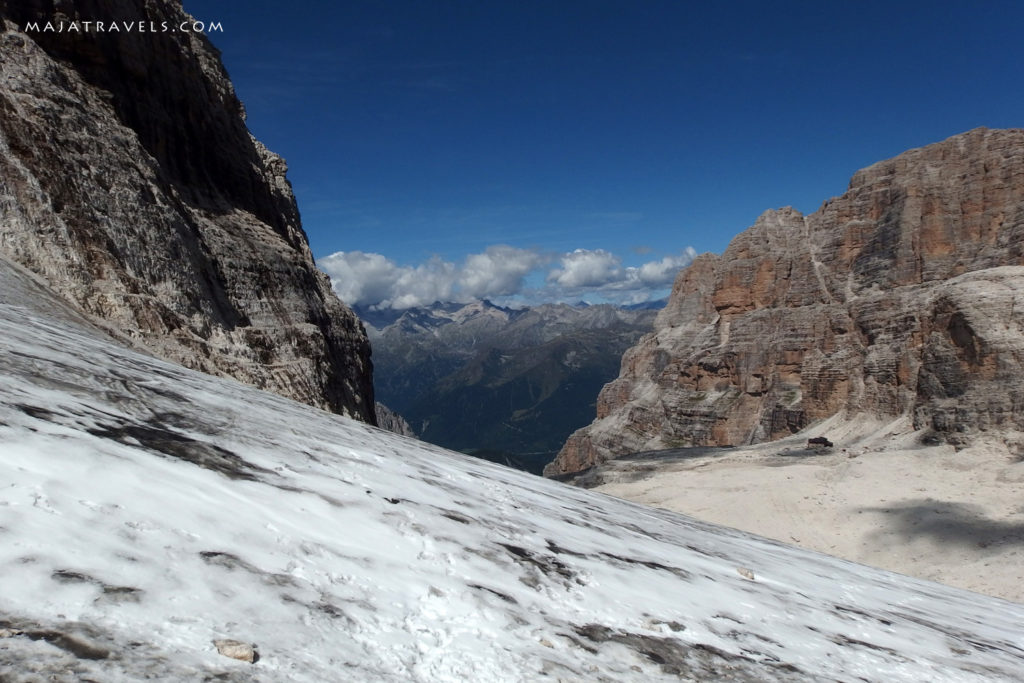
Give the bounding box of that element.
[374,402,417,439]
[548,128,1024,475]
[0,1,375,421]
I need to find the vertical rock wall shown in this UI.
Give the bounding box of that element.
[0,1,375,422]
[549,128,1024,475]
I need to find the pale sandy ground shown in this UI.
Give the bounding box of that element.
[591,415,1024,604]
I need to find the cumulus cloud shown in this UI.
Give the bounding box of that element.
[319,246,544,310]
[317,252,393,306]
[547,249,623,288]
[545,247,696,298]
[634,249,698,286]
[458,245,546,299]
[320,245,696,310]
[383,257,458,309]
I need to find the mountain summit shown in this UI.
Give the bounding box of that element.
[549,128,1024,475]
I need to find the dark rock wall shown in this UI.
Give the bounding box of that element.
[0,0,375,422]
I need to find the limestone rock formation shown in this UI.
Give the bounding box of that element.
[374,402,417,439]
[548,128,1024,475]
[0,0,375,422]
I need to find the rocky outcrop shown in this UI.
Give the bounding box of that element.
[375,403,417,439]
[0,1,374,421]
[548,128,1024,475]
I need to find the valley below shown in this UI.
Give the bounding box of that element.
[562,415,1024,603]
[362,300,659,473]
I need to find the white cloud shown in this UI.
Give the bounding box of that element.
[319,245,696,310]
[634,248,698,286]
[319,246,545,309]
[544,247,697,300]
[318,251,456,309]
[385,256,458,309]
[547,249,623,288]
[458,246,546,299]
[317,251,404,306]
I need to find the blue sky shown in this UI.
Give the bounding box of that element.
[183,0,1024,308]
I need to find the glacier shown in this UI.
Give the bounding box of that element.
[2,256,1024,681]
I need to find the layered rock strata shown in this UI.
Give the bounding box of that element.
[0,0,374,421]
[549,128,1024,475]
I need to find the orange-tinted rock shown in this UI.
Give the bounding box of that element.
[547,128,1024,476]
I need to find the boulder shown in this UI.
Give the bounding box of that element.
[212,639,258,664]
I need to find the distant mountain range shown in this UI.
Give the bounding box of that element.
[358,300,661,473]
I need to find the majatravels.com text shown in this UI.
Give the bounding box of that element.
[24,20,223,34]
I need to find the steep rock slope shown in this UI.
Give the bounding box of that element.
[375,401,417,438]
[0,0,374,421]
[4,255,1024,681]
[362,300,657,472]
[550,128,1024,475]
